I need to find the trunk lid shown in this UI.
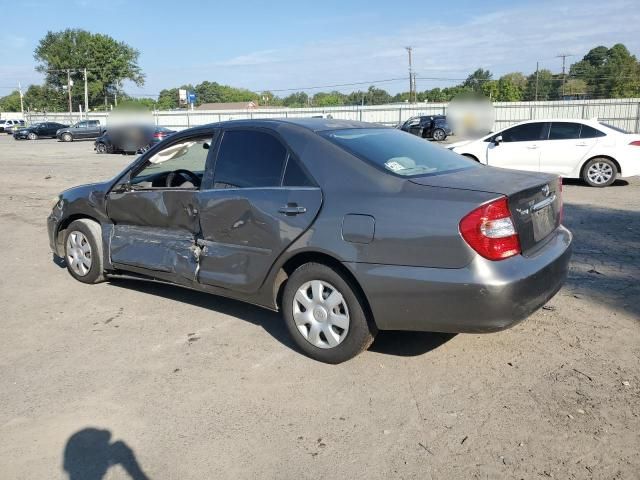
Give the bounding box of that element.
[410,166,562,255]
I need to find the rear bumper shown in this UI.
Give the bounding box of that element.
[347,225,572,333]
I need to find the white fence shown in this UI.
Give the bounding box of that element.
[3,98,640,133]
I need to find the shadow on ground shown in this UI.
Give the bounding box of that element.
[562,202,639,319]
[107,279,453,358]
[63,428,149,480]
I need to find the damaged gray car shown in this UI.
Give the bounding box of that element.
[48,119,572,363]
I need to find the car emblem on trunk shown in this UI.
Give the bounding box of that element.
[541,184,550,197]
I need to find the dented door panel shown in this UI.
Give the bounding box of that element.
[197,188,322,292]
[110,225,200,279]
[106,190,200,279]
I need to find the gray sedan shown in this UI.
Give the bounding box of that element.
[47,119,572,363]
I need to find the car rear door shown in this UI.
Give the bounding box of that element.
[539,122,601,175]
[105,130,215,283]
[197,128,322,293]
[486,122,547,172]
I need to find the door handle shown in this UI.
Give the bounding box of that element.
[576,142,588,146]
[279,204,307,215]
[527,145,539,149]
[185,204,199,216]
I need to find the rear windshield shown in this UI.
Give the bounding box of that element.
[322,128,477,177]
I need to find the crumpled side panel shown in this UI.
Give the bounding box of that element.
[110,225,198,280]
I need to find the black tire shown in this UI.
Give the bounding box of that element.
[95,142,108,154]
[432,128,446,141]
[282,263,377,363]
[63,219,105,284]
[27,132,38,140]
[582,157,617,187]
[62,132,73,142]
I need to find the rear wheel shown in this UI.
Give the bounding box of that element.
[282,263,376,363]
[432,128,446,141]
[62,133,73,142]
[582,157,617,187]
[64,219,105,284]
[27,132,38,140]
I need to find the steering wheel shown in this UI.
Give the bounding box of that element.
[165,169,201,188]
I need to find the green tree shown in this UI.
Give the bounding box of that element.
[524,69,556,100]
[312,90,346,106]
[463,68,493,93]
[23,85,65,111]
[495,72,526,101]
[282,92,309,107]
[34,29,144,110]
[0,90,22,112]
[570,43,640,98]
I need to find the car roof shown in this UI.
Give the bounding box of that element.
[204,118,388,133]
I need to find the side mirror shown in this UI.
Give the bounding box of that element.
[493,135,503,145]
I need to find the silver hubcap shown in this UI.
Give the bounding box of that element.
[587,162,613,184]
[66,231,92,276]
[293,280,350,349]
[434,130,444,140]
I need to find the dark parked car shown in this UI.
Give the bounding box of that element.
[56,120,105,142]
[48,119,572,363]
[13,122,68,140]
[399,115,452,141]
[94,126,176,154]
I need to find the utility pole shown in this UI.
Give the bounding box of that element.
[18,82,24,116]
[556,53,573,98]
[405,46,413,103]
[535,61,539,101]
[66,69,73,117]
[83,68,89,119]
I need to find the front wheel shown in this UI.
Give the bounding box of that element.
[64,219,105,284]
[95,142,108,154]
[62,133,73,142]
[27,132,38,140]
[432,128,446,141]
[282,263,376,363]
[582,157,617,187]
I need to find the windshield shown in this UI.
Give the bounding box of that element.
[322,128,477,177]
[599,122,629,134]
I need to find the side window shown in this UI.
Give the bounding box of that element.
[580,125,606,139]
[283,157,314,187]
[214,130,287,189]
[501,123,545,142]
[76,122,87,129]
[131,136,211,188]
[549,122,581,140]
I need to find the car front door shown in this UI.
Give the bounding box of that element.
[485,122,547,172]
[72,121,88,138]
[106,131,215,283]
[539,122,601,175]
[196,128,322,293]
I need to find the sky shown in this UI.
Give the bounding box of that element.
[1,0,639,99]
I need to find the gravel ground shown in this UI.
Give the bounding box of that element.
[0,134,638,480]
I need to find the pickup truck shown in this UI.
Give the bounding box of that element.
[56,120,105,142]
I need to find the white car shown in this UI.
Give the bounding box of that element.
[0,119,25,133]
[449,119,640,187]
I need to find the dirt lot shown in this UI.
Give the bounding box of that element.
[0,134,638,479]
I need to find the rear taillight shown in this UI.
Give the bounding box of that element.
[153,133,163,139]
[629,140,640,146]
[460,197,521,261]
